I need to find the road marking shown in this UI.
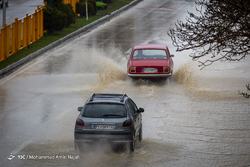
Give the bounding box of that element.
[11,140,32,155]
[55,108,71,120]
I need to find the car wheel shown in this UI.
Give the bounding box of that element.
[130,134,135,152]
[139,125,142,142]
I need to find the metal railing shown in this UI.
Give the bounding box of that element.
[0,1,81,62]
[0,5,44,62]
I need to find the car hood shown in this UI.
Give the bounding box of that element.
[130,59,169,67]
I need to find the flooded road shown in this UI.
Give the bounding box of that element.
[1,0,250,166]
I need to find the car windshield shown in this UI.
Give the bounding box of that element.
[132,49,167,59]
[82,103,126,118]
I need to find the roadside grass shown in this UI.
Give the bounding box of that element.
[0,0,133,70]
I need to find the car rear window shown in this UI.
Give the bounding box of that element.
[82,103,126,118]
[132,49,167,59]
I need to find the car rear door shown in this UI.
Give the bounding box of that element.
[127,99,141,138]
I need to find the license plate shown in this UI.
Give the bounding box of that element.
[143,68,157,73]
[94,125,114,129]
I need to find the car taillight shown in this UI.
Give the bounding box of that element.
[76,118,84,126]
[123,119,133,126]
[163,67,170,73]
[130,67,136,73]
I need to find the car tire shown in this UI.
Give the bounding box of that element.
[129,134,135,152]
[139,124,142,142]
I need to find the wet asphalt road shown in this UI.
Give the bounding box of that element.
[0,0,44,27]
[1,0,250,166]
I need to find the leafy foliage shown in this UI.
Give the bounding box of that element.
[168,0,250,68]
[57,3,75,26]
[44,0,64,8]
[43,5,67,34]
[76,1,94,17]
[43,0,75,33]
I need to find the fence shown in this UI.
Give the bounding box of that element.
[0,5,44,62]
[0,1,82,62]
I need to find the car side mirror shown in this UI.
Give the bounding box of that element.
[78,107,83,112]
[170,54,174,57]
[138,108,144,113]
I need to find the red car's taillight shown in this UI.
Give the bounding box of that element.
[163,67,170,73]
[76,118,84,126]
[130,67,136,73]
[123,119,133,126]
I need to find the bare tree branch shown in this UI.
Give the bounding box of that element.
[238,84,250,98]
[168,0,250,68]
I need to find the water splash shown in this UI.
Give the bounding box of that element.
[174,61,199,88]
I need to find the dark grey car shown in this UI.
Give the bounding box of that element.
[74,93,144,152]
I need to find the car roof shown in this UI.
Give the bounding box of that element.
[133,44,167,50]
[87,93,128,104]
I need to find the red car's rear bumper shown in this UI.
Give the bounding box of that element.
[128,73,172,78]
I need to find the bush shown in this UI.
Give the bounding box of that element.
[96,0,111,4]
[96,2,107,9]
[88,0,97,15]
[76,2,94,17]
[44,0,64,8]
[57,3,75,27]
[43,6,67,34]
[78,0,97,16]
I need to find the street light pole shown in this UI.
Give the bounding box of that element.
[2,0,6,27]
[86,0,88,21]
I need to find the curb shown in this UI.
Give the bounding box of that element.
[0,0,142,79]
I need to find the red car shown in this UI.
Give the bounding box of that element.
[127,44,174,79]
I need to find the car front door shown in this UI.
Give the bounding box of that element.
[166,47,174,72]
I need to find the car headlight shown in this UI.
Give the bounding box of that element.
[130,67,136,73]
[163,67,170,73]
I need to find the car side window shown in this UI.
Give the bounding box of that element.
[128,99,138,115]
[126,101,135,115]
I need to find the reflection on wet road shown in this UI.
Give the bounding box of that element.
[1,0,250,166]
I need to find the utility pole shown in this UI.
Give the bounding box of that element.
[2,0,6,27]
[86,0,88,21]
